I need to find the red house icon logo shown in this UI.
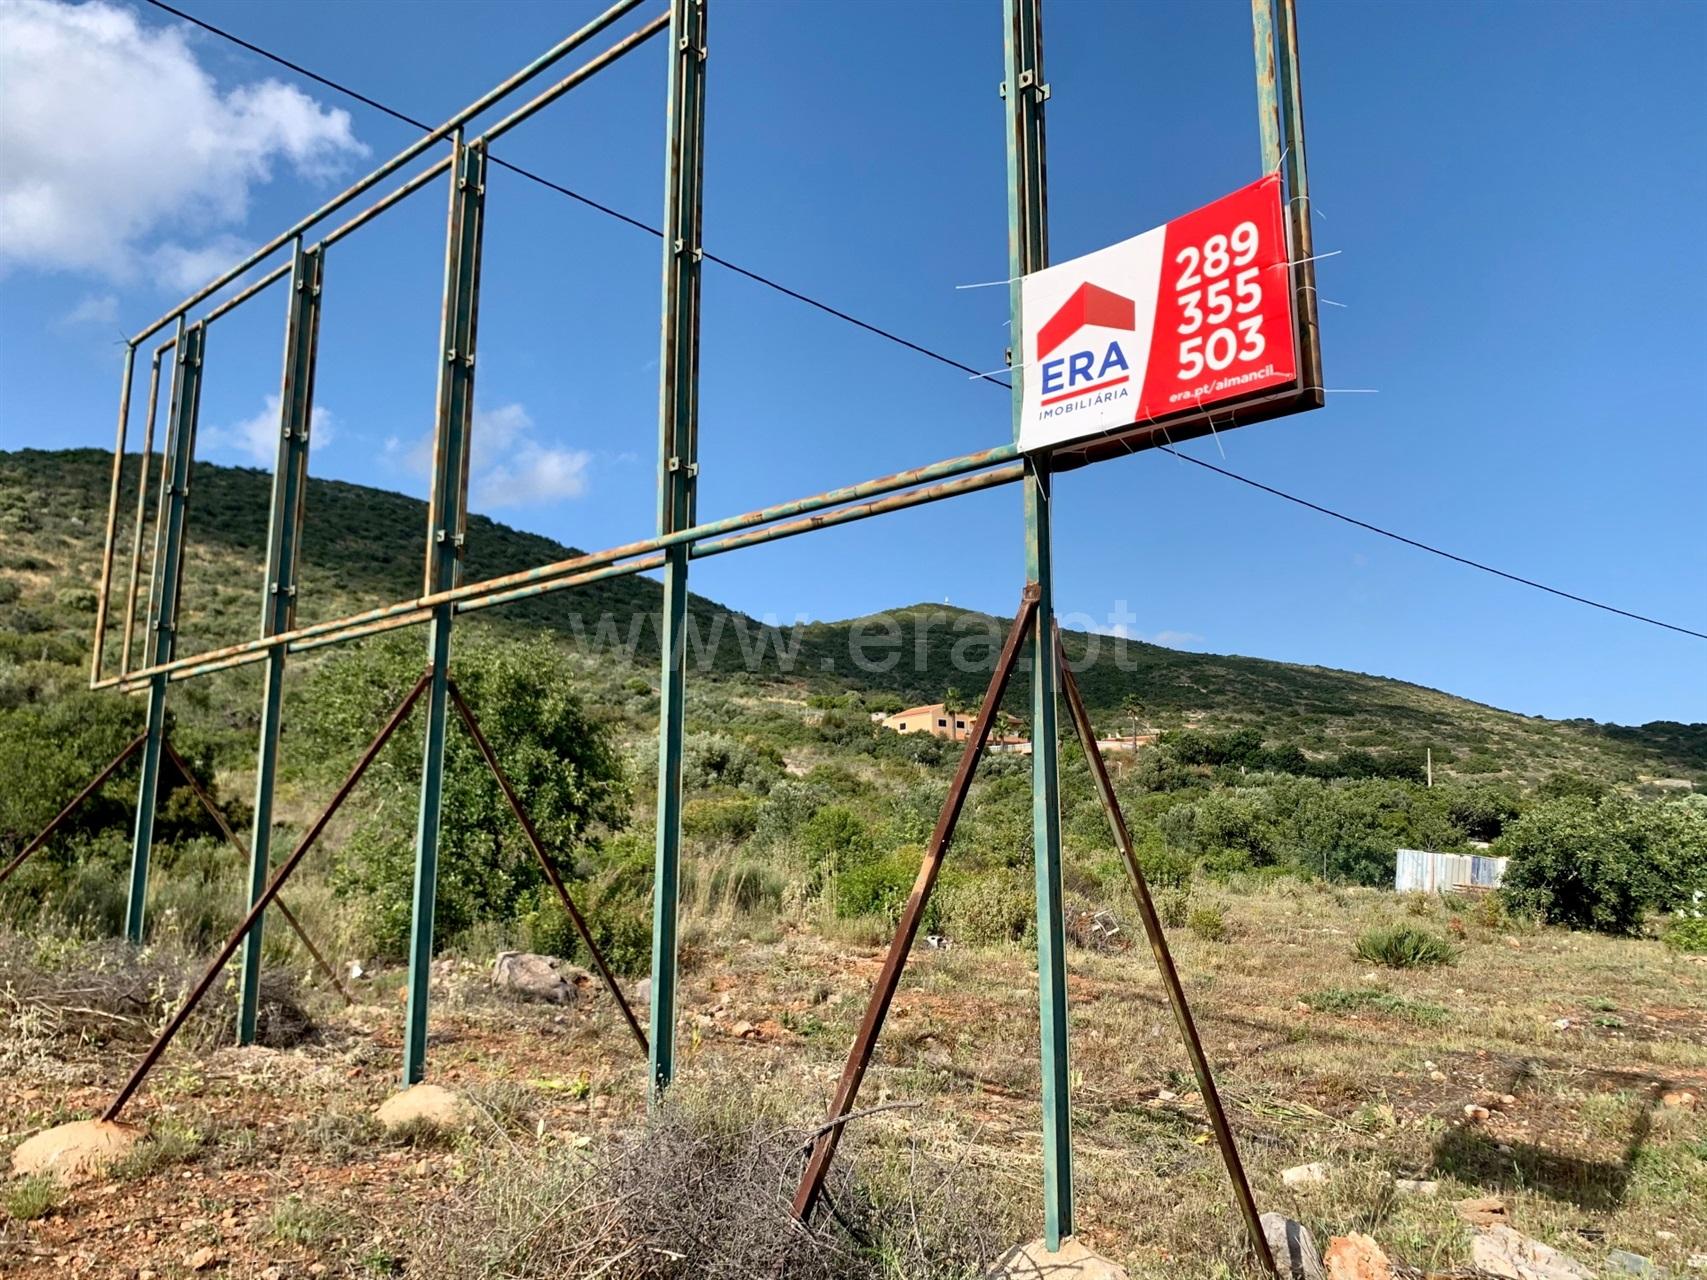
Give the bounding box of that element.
[1036,282,1136,359]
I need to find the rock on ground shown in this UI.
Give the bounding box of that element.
[374,1083,473,1133]
[1282,1160,1330,1187]
[491,951,589,1005]
[11,1119,142,1184]
[1261,1213,1324,1280]
[985,1238,1129,1279]
[1325,1233,1392,1280]
[1469,1225,1595,1280]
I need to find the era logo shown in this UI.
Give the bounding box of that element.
[1035,282,1136,403]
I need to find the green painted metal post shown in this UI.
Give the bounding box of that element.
[1004,0,1074,1248]
[403,136,486,1085]
[238,239,325,1044]
[648,0,707,1101]
[127,318,204,943]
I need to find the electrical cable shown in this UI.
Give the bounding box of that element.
[139,0,1706,643]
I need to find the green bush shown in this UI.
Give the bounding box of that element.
[1353,924,1456,969]
[835,848,936,932]
[1496,794,1706,935]
[1187,903,1227,942]
[682,795,760,845]
[939,871,1032,946]
[1663,914,1707,954]
[800,804,875,892]
[1156,887,1191,928]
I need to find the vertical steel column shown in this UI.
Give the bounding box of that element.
[648,0,707,1100]
[1274,0,1323,403]
[1250,0,1283,174]
[1003,0,1073,1246]
[238,238,325,1044]
[126,318,204,943]
[403,136,485,1085]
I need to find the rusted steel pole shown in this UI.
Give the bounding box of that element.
[119,351,165,678]
[101,671,430,1123]
[792,587,1039,1223]
[1054,633,1277,1277]
[91,345,137,686]
[446,681,648,1055]
[0,733,147,890]
[158,740,352,1006]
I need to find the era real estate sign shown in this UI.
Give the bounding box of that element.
[1017,174,1299,454]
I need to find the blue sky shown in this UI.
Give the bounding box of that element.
[1,0,1703,726]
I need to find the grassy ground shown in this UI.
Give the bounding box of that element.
[2,883,1703,1279]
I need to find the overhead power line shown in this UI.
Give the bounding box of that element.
[141,0,1705,644]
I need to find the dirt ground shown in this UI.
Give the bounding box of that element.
[3,884,1704,1279]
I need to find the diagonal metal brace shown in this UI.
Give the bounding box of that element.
[102,669,432,1123]
[0,732,148,889]
[1054,627,1278,1278]
[159,739,352,1006]
[792,586,1040,1222]
[446,679,649,1056]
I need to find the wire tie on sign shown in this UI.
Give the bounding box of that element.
[1289,193,1325,220]
[1287,249,1341,268]
[955,276,1021,291]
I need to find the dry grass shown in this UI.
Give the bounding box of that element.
[1,883,1702,1279]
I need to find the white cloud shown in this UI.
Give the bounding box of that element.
[1148,629,1206,648]
[202,393,336,466]
[57,291,119,327]
[0,0,366,281]
[387,403,591,510]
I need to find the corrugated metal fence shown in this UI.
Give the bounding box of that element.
[1394,849,1508,894]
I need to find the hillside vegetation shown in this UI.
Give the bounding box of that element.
[3,448,1701,789]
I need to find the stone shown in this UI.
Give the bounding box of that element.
[374,1083,473,1133]
[1464,1104,1491,1122]
[491,951,589,1005]
[1454,1195,1510,1227]
[631,977,651,1006]
[731,1020,757,1038]
[185,1247,219,1271]
[1392,1178,1438,1196]
[984,1237,1129,1280]
[1282,1161,1330,1187]
[1469,1226,1594,1279]
[10,1119,142,1184]
[1325,1233,1392,1280]
[1606,1251,1661,1277]
[1661,1089,1697,1110]
[1261,1213,1324,1280]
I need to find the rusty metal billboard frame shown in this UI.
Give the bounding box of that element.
[58,0,1318,1263]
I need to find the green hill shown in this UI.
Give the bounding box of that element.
[1,447,1700,790]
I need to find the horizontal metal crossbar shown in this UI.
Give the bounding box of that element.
[96,444,1022,692]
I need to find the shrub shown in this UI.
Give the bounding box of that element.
[1187,903,1228,942]
[939,871,1032,946]
[1664,915,1707,955]
[1496,795,1690,935]
[800,805,875,892]
[835,848,936,932]
[1156,887,1191,928]
[683,795,761,845]
[1353,924,1456,969]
